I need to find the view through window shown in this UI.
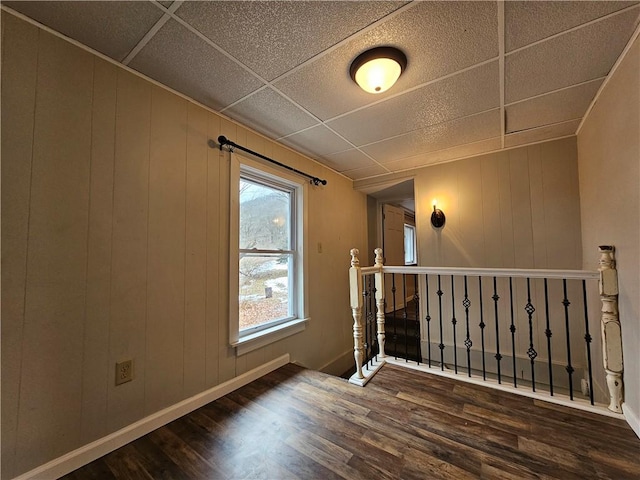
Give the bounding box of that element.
[239,175,295,333]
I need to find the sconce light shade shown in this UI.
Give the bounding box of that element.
[350,47,407,94]
[431,204,446,228]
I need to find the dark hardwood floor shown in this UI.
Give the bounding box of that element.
[62,363,640,479]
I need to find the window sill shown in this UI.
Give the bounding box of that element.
[232,317,308,356]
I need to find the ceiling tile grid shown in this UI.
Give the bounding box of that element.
[2,0,164,61]
[3,0,639,181]
[128,18,264,110]
[506,79,603,133]
[327,61,500,146]
[362,109,501,164]
[174,0,407,82]
[505,6,640,103]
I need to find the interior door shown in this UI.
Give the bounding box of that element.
[382,204,405,312]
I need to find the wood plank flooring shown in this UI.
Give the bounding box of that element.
[62,363,640,479]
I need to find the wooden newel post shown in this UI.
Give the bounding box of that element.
[374,248,386,358]
[598,245,624,413]
[350,249,364,379]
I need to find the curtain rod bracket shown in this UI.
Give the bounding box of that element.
[214,135,327,186]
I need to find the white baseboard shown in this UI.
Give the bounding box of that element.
[318,349,354,376]
[623,403,640,439]
[14,354,290,480]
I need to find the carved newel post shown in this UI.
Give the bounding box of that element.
[599,246,624,413]
[349,249,364,379]
[374,248,386,358]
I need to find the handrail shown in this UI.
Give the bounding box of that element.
[348,246,624,414]
[380,265,599,280]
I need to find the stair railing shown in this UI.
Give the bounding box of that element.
[348,246,624,414]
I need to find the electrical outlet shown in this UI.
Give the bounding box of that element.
[115,359,133,386]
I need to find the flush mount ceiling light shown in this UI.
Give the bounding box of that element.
[350,46,407,94]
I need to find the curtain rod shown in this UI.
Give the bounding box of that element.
[214,136,327,186]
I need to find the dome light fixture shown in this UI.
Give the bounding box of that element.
[350,46,407,94]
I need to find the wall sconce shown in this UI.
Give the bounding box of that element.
[431,202,446,228]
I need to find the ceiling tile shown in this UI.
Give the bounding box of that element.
[382,138,502,172]
[128,19,264,110]
[322,149,378,172]
[362,109,501,163]
[175,1,406,81]
[505,1,638,52]
[341,164,390,180]
[275,1,498,120]
[504,119,580,148]
[3,0,164,61]
[279,125,353,158]
[505,7,639,103]
[224,88,318,139]
[506,81,602,133]
[327,61,499,146]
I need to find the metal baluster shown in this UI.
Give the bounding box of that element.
[369,277,377,366]
[525,278,537,392]
[544,278,553,396]
[563,279,574,400]
[363,277,371,370]
[509,278,517,388]
[437,275,445,371]
[451,276,458,374]
[425,275,432,368]
[372,279,378,363]
[403,273,408,362]
[463,276,472,377]
[392,273,398,360]
[493,277,502,384]
[582,280,594,405]
[479,277,486,380]
[414,274,421,365]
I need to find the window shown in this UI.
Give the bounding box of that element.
[230,155,307,354]
[404,224,417,265]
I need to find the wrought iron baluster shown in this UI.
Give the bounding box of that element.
[403,274,409,362]
[414,274,421,365]
[493,277,502,384]
[392,273,398,360]
[563,279,574,400]
[525,278,537,392]
[582,280,594,405]
[479,277,486,380]
[362,277,369,371]
[437,275,445,371]
[425,275,432,368]
[544,278,553,396]
[451,276,458,374]
[369,277,378,365]
[463,276,472,377]
[509,278,517,388]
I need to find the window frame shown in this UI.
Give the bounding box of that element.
[229,153,308,355]
[404,223,417,265]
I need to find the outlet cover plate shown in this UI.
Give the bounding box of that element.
[115,359,133,386]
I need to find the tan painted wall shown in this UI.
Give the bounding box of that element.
[410,138,595,392]
[414,137,582,270]
[1,14,367,478]
[577,35,640,430]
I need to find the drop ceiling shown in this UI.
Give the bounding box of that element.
[3,1,639,181]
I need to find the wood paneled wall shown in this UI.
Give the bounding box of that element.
[1,14,367,478]
[414,137,582,270]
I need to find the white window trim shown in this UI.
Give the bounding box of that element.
[229,153,309,355]
[404,223,417,265]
